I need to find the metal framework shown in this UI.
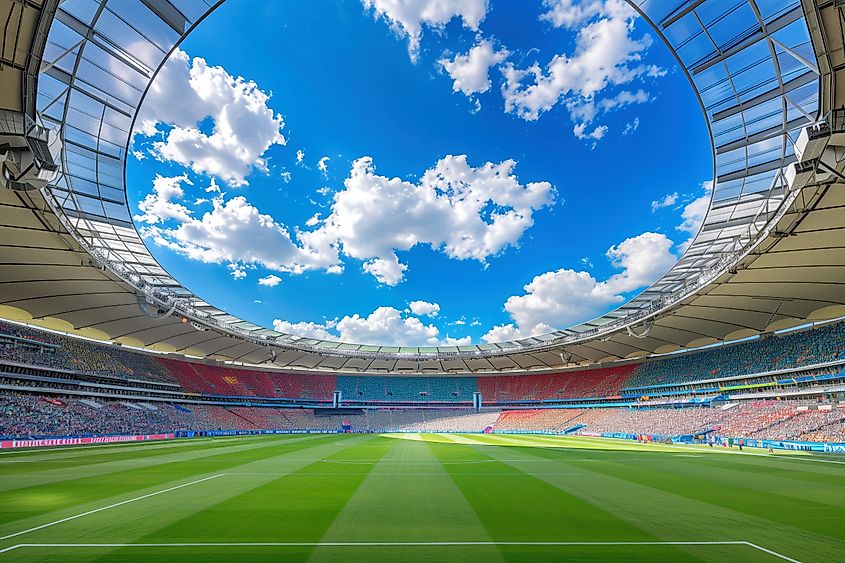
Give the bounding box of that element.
[0,0,843,374]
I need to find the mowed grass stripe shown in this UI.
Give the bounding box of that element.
[625,454,845,509]
[0,434,338,536]
[310,438,503,562]
[2,435,380,561]
[472,436,840,561]
[427,440,682,549]
[0,434,323,492]
[98,435,391,562]
[574,451,845,542]
[0,435,295,482]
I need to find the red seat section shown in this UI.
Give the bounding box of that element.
[477,365,637,402]
[156,358,335,400]
[265,372,335,400]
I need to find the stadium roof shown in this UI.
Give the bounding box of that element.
[0,0,844,374]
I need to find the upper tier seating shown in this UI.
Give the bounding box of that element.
[337,376,476,402]
[625,322,845,389]
[156,358,335,400]
[477,365,636,402]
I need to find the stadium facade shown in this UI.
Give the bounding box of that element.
[0,0,844,375]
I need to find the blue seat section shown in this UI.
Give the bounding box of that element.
[626,321,845,389]
[337,376,477,402]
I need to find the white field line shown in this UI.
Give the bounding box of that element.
[223,472,583,477]
[0,474,224,542]
[0,540,799,561]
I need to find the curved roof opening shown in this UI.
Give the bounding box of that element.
[126,0,708,348]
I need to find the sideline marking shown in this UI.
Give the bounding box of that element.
[0,540,800,561]
[0,474,224,542]
[223,472,583,477]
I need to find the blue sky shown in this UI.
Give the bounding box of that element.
[127,0,712,346]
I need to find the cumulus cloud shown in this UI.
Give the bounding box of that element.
[482,231,676,342]
[540,0,605,29]
[409,300,440,317]
[228,263,247,280]
[258,274,282,287]
[136,49,285,187]
[573,123,607,142]
[273,305,470,346]
[136,176,340,276]
[136,153,551,287]
[677,181,712,236]
[362,256,408,286]
[362,0,488,61]
[272,319,338,341]
[676,180,712,252]
[301,154,555,285]
[440,39,508,97]
[502,0,662,143]
[134,174,194,226]
[651,192,678,212]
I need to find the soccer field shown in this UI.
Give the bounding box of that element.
[0,433,842,562]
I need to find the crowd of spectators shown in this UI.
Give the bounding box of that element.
[0,392,187,437]
[0,319,844,409]
[626,321,845,388]
[0,321,175,382]
[2,388,844,442]
[494,409,588,433]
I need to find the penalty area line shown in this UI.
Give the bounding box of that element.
[0,474,224,543]
[0,540,800,561]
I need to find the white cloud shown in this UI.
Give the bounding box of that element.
[676,180,712,252]
[482,231,676,341]
[136,177,341,277]
[501,0,662,144]
[651,192,678,212]
[409,300,440,317]
[302,154,555,285]
[280,170,292,183]
[296,149,305,165]
[134,174,193,226]
[440,39,508,97]
[137,153,551,287]
[317,156,330,177]
[228,263,247,280]
[272,319,338,341]
[677,181,711,236]
[136,49,285,187]
[573,123,607,141]
[540,0,604,29]
[273,305,470,346]
[258,274,282,287]
[336,306,440,345]
[362,0,488,61]
[132,150,146,161]
[363,256,408,286]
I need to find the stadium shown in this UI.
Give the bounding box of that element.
[0,0,844,561]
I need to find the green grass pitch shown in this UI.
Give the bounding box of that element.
[0,433,842,562]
